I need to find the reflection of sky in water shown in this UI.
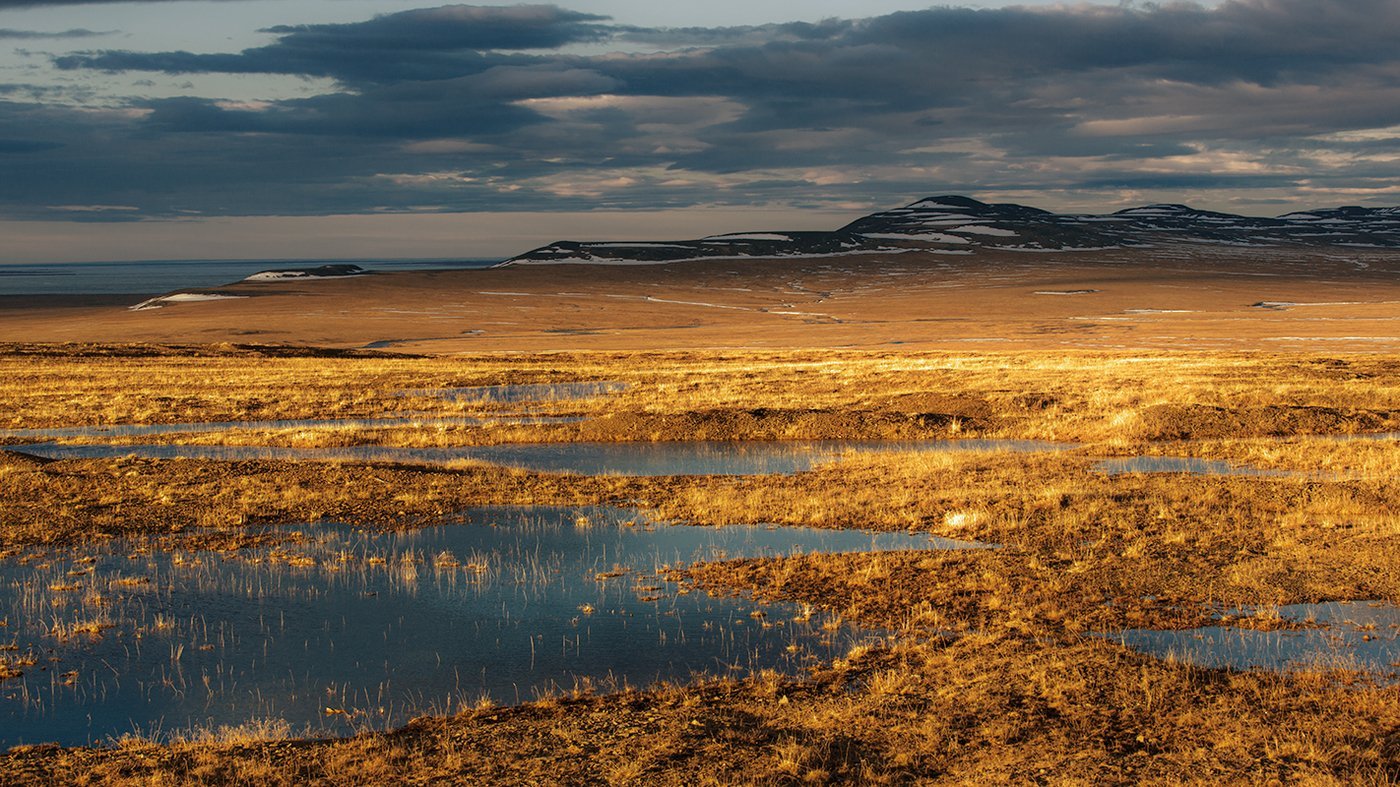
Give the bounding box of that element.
[398,381,629,403]
[0,506,988,746]
[0,381,623,440]
[12,439,1072,477]
[0,416,581,441]
[1094,456,1298,477]
[1104,601,1400,676]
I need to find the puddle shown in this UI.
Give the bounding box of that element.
[0,507,986,746]
[1105,601,1400,676]
[1096,433,1400,477]
[399,381,628,403]
[0,380,629,442]
[0,415,582,441]
[1094,456,1298,477]
[1314,431,1400,443]
[13,439,1071,477]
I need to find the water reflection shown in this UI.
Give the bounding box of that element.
[0,415,581,441]
[1105,601,1400,676]
[1094,456,1298,477]
[398,381,628,403]
[14,439,1072,477]
[0,507,987,746]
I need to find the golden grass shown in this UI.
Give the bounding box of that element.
[2,349,1398,444]
[3,346,1400,783]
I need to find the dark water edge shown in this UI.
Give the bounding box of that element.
[0,294,154,310]
[0,258,501,297]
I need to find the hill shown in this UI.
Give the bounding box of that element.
[506,195,1400,265]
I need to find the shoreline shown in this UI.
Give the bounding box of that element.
[0,294,153,311]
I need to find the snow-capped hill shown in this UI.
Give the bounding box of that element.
[898,195,1051,217]
[506,232,871,266]
[1114,204,1197,216]
[702,232,797,242]
[503,196,1400,265]
[840,195,1096,250]
[1111,204,1253,222]
[242,264,367,282]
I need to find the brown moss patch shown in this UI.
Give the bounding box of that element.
[1137,404,1396,440]
[576,408,975,442]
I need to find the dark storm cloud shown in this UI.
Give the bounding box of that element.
[12,1,1400,221]
[57,5,609,83]
[58,46,523,83]
[258,5,610,51]
[613,19,849,48]
[56,2,1400,92]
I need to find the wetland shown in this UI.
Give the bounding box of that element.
[0,506,983,747]
[1,347,1399,784]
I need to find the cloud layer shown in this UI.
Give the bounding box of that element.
[0,27,104,38]
[0,0,255,6]
[4,1,1400,222]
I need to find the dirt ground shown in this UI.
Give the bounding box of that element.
[2,246,1399,354]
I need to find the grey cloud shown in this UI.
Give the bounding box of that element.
[58,4,609,84]
[140,65,616,138]
[57,47,517,83]
[54,1,1400,95]
[613,19,849,48]
[0,0,296,5]
[143,86,536,139]
[10,1,1400,221]
[260,5,610,51]
[0,137,61,152]
[0,28,107,39]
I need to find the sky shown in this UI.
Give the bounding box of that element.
[2,0,1399,262]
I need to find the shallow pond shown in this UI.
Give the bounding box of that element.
[12,439,1070,476]
[1105,601,1400,676]
[0,415,580,441]
[398,381,628,404]
[0,507,986,746]
[0,379,626,442]
[1093,456,1298,477]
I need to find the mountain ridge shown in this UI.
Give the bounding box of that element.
[504,195,1400,265]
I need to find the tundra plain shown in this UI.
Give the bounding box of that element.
[1,249,1399,784]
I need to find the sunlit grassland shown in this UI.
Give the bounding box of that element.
[2,346,1400,784]
[2,349,1398,444]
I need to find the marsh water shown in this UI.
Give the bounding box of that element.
[10,439,1071,476]
[0,415,582,441]
[0,507,986,746]
[1093,457,1298,477]
[399,381,629,403]
[7,376,1394,478]
[0,380,623,441]
[1106,601,1400,676]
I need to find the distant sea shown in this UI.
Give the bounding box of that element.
[0,258,502,297]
